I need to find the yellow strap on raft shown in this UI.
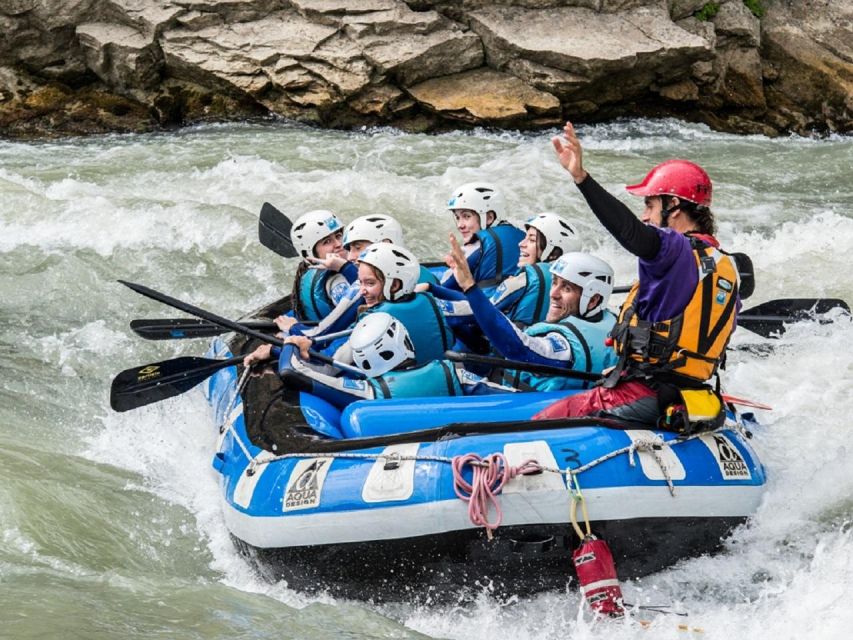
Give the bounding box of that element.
[569,474,592,540]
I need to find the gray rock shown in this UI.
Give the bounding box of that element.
[712,0,760,47]
[469,4,712,101]
[77,22,160,90]
[0,0,850,137]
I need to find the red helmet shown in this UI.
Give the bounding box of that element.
[625,159,712,207]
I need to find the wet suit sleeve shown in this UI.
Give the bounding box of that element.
[577,174,660,260]
[464,286,574,366]
[339,262,358,284]
[429,283,467,302]
[441,246,483,291]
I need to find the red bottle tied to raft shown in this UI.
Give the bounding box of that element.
[572,535,625,618]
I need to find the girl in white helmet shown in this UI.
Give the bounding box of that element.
[276,214,440,339]
[287,209,352,323]
[443,234,618,391]
[424,212,582,329]
[245,243,454,371]
[440,182,525,291]
[259,313,511,410]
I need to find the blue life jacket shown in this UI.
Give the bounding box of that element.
[503,310,617,391]
[472,222,524,287]
[492,262,553,327]
[369,360,463,399]
[295,268,337,322]
[419,265,440,286]
[366,292,453,365]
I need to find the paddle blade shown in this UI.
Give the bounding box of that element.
[731,252,755,299]
[744,298,850,318]
[739,297,850,338]
[110,355,243,412]
[259,202,298,258]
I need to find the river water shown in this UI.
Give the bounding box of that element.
[1,120,851,639]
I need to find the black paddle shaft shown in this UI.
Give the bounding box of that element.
[444,350,601,382]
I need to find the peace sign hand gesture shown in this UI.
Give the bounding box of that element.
[445,233,476,291]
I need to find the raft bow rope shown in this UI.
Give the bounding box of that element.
[451,453,542,540]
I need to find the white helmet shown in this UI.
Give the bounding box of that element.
[550,252,614,318]
[447,182,505,228]
[342,214,404,248]
[357,242,420,301]
[525,212,581,262]
[291,209,344,259]
[350,312,415,377]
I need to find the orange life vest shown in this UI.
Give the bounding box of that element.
[609,237,739,385]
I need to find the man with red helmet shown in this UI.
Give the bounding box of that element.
[534,121,741,432]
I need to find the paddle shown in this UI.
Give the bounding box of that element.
[737,298,850,338]
[444,350,601,383]
[110,354,245,412]
[259,201,298,258]
[113,281,365,410]
[130,318,277,340]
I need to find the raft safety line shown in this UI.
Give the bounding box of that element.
[244,432,714,495]
[218,366,253,463]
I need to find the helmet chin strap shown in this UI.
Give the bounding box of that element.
[660,197,680,228]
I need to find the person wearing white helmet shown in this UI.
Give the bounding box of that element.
[261,313,512,410]
[423,212,581,329]
[287,209,352,323]
[444,234,617,391]
[341,214,439,288]
[352,243,453,365]
[276,213,439,339]
[246,243,454,369]
[441,182,525,291]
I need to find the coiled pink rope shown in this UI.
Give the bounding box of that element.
[452,453,542,539]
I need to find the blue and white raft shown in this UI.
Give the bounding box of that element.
[204,337,766,601]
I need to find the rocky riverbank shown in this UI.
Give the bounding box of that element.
[1,0,850,139]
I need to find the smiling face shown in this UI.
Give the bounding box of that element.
[358,262,385,307]
[517,227,542,267]
[452,209,481,243]
[313,229,345,259]
[546,275,582,323]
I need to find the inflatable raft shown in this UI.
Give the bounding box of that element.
[203,332,766,601]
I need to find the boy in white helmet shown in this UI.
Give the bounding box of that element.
[440,182,525,291]
[444,235,618,391]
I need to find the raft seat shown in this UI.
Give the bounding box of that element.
[340,391,569,439]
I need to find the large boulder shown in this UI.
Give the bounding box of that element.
[761,0,853,134]
[468,4,713,107]
[406,67,561,126]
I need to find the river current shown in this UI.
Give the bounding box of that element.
[1,119,851,639]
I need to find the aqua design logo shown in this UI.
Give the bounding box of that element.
[700,434,752,480]
[283,457,333,511]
